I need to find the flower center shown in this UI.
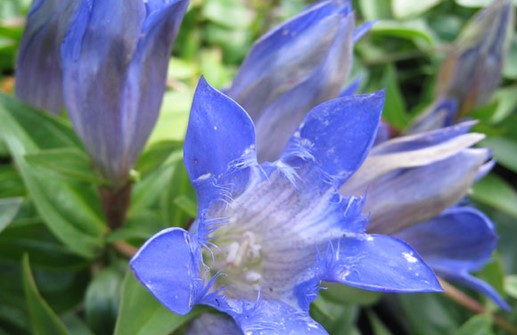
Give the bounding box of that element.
[207,230,265,298]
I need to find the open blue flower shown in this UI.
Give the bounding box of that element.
[16,0,189,186]
[222,0,508,310]
[130,78,442,334]
[341,122,510,309]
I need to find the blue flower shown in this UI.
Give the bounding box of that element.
[226,0,370,162]
[222,0,509,310]
[341,122,510,309]
[410,0,514,132]
[16,0,189,186]
[396,207,511,310]
[16,0,81,115]
[130,78,442,334]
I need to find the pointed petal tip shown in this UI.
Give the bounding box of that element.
[185,77,256,182]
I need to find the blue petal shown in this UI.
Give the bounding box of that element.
[362,148,490,234]
[122,0,189,177]
[408,98,459,133]
[130,227,205,315]
[395,207,510,310]
[184,78,257,204]
[15,0,80,114]
[377,119,473,155]
[61,0,146,183]
[353,21,375,42]
[226,1,355,162]
[227,0,350,119]
[232,300,327,335]
[60,0,187,185]
[187,314,243,335]
[433,0,512,121]
[282,92,384,188]
[322,234,442,292]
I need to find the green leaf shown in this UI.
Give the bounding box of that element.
[0,197,22,233]
[61,313,95,335]
[202,0,253,29]
[503,36,517,79]
[162,159,196,228]
[25,148,107,185]
[135,140,183,177]
[85,264,125,335]
[380,64,410,129]
[367,310,394,335]
[358,0,392,21]
[0,165,26,198]
[148,90,192,145]
[453,314,493,335]
[478,253,506,296]
[397,293,467,335]
[472,174,517,219]
[482,137,517,173]
[0,219,87,270]
[392,0,443,19]
[455,0,517,7]
[114,271,203,335]
[320,282,382,306]
[505,275,517,300]
[489,87,517,123]
[311,296,358,335]
[22,255,69,335]
[0,94,106,259]
[371,20,436,47]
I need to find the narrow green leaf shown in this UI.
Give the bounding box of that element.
[392,0,442,19]
[482,137,517,173]
[478,252,506,302]
[61,313,95,335]
[114,271,203,335]
[505,275,517,300]
[135,140,183,177]
[320,282,382,306]
[455,0,517,7]
[367,310,394,335]
[381,64,410,130]
[25,148,107,185]
[453,314,493,335]
[372,20,436,46]
[0,197,22,233]
[85,264,125,335]
[358,0,392,21]
[0,94,106,259]
[0,165,26,198]
[22,254,69,335]
[173,195,197,218]
[163,159,197,228]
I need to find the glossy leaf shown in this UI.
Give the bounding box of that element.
[472,174,517,219]
[22,255,69,335]
[25,148,107,185]
[0,197,22,233]
[0,94,106,259]
[392,0,442,18]
[85,264,125,335]
[114,271,203,335]
[453,314,493,335]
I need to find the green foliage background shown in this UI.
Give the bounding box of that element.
[0,0,516,334]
